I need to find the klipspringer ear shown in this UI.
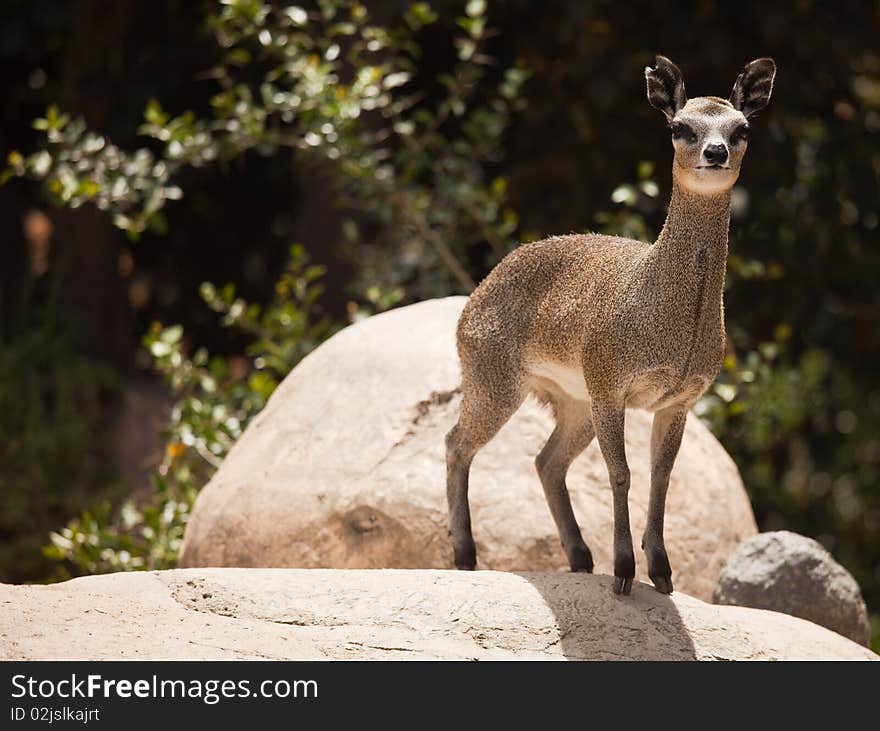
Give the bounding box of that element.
[730,58,776,118]
[645,55,687,122]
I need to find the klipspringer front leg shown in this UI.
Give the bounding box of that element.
[591,400,634,595]
[644,405,687,594]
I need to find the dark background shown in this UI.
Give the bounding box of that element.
[1,1,878,644]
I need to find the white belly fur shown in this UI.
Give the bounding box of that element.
[528,361,590,401]
[528,360,707,411]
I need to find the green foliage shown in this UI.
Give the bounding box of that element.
[5,0,527,296]
[46,245,333,574]
[594,161,659,242]
[42,479,186,575]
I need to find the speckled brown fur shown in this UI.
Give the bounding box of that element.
[446,56,776,594]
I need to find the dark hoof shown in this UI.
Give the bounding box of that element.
[645,544,672,594]
[568,544,594,573]
[453,539,476,571]
[651,575,674,594]
[612,576,633,595]
[612,550,635,595]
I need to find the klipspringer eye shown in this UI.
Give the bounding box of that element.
[670,121,698,143]
[730,124,750,144]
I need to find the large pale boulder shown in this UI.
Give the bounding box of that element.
[713,531,871,646]
[180,297,756,600]
[0,570,873,660]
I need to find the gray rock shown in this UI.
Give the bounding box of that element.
[713,530,871,646]
[1,569,876,660]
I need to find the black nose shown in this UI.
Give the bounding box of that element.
[704,143,728,165]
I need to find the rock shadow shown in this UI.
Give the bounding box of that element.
[519,572,698,660]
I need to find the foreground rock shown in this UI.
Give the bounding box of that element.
[181,297,757,601]
[1,569,873,660]
[713,531,871,646]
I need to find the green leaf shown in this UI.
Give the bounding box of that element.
[200,282,218,303]
[30,150,52,177]
[455,38,476,61]
[76,179,100,197]
[466,0,486,18]
[383,72,411,90]
[639,180,659,197]
[611,184,637,205]
[161,325,183,345]
[283,6,308,26]
[226,48,251,66]
[149,340,172,357]
[715,383,738,403]
[145,98,169,126]
[404,2,438,30]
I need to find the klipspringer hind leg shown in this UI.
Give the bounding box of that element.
[591,399,635,595]
[642,405,687,594]
[535,396,596,572]
[445,382,525,570]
